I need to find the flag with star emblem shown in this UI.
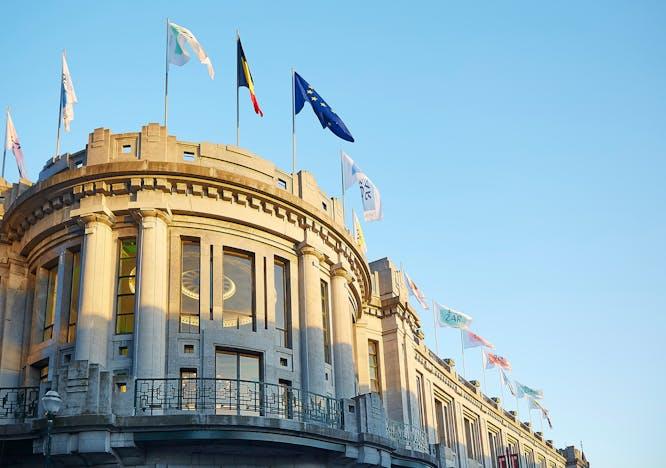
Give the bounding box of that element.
[293,72,354,142]
[237,35,263,116]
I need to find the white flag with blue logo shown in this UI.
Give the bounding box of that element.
[60,53,77,132]
[341,151,382,221]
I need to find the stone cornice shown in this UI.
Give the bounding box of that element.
[0,161,371,301]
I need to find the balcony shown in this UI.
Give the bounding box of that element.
[134,378,341,429]
[386,419,431,454]
[0,387,39,420]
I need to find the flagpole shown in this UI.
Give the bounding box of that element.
[164,18,170,128]
[291,68,296,195]
[481,350,487,394]
[499,369,505,407]
[340,149,346,227]
[54,50,64,161]
[236,30,240,146]
[431,300,440,356]
[460,329,467,379]
[2,108,8,179]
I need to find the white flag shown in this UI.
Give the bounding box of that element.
[404,272,429,310]
[4,111,27,179]
[61,53,77,132]
[341,151,382,221]
[168,22,215,79]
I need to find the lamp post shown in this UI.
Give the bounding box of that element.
[41,390,63,468]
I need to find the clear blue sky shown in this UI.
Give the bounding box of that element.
[3,2,665,465]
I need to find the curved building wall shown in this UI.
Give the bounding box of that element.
[0,124,568,468]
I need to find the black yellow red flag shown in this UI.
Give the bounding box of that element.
[237,36,263,117]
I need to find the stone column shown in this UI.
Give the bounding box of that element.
[297,242,326,395]
[331,264,355,399]
[0,257,29,387]
[75,213,115,367]
[134,210,170,379]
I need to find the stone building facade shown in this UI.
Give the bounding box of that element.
[0,124,573,467]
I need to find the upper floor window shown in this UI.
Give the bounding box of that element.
[42,266,58,341]
[320,280,331,364]
[415,373,426,429]
[488,426,502,468]
[274,257,291,348]
[223,249,255,330]
[434,395,456,449]
[368,340,381,394]
[115,239,137,334]
[463,412,482,462]
[180,240,200,333]
[67,251,81,343]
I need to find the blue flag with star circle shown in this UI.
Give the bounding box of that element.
[294,72,354,142]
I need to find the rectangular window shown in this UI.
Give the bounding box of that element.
[368,340,381,394]
[434,396,456,448]
[215,349,262,416]
[223,249,255,330]
[415,373,426,428]
[488,427,501,468]
[320,280,332,364]
[115,239,137,334]
[180,240,200,333]
[42,266,58,341]
[463,413,482,462]
[180,368,197,411]
[67,251,81,343]
[39,364,49,384]
[274,258,291,348]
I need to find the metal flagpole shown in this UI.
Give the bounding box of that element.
[2,108,8,179]
[499,369,505,407]
[460,329,467,379]
[54,51,64,161]
[164,18,170,128]
[236,30,240,146]
[291,68,296,195]
[340,150,346,226]
[431,300,440,356]
[481,350,487,394]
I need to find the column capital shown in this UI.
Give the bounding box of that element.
[77,211,115,229]
[130,208,172,225]
[331,263,353,283]
[296,241,326,262]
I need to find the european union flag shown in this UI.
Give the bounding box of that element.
[294,72,354,142]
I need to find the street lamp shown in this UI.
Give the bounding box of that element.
[41,390,63,468]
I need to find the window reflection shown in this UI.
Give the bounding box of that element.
[42,266,58,341]
[67,251,81,343]
[115,239,136,334]
[274,258,291,348]
[180,240,200,333]
[223,250,255,330]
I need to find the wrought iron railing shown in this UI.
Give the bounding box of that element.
[134,378,341,429]
[0,387,39,419]
[386,419,430,453]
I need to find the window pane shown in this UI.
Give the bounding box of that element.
[320,280,331,364]
[239,354,260,381]
[68,252,81,343]
[180,240,200,333]
[223,250,254,329]
[274,259,291,348]
[43,267,58,341]
[115,238,136,334]
[115,313,134,334]
[215,351,237,379]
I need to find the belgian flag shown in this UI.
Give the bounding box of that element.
[237,35,263,117]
